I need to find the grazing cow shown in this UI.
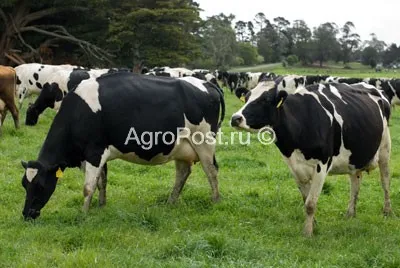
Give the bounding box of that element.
[15,63,79,107]
[25,68,130,125]
[231,80,391,236]
[0,66,19,132]
[21,73,225,219]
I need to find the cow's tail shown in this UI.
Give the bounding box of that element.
[215,84,225,130]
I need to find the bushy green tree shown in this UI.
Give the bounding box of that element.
[362,46,378,68]
[237,42,258,65]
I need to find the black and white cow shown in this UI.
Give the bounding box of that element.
[305,75,329,85]
[235,75,304,101]
[25,68,130,125]
[147,67,193,78]
[15,63,79,107]
[364,78,400,106]
[231,80,392,236]
[21,73,225,219]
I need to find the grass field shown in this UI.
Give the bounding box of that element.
[1,66,400,267]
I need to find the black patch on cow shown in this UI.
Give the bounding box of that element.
[282,79,286,88]
[317,164,321,173]
[16,76,21,85]
[36,82,42,89]
[67,70,91,91]
[29,80,33,85]
[33,73,39,81]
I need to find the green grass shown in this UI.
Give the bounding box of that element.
[1,68,400,266]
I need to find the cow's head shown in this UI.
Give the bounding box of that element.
[25,103,39,126]
[235,87,250,102]
[21,160,63,220]
[277,75,305,94]
[231,80,288,131]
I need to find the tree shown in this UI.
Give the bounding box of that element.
[200,13,237,68]
[254,12,269,34]
[290,20,312,64]
[339,21,361,64]
[108,0,202,67]
[237,42,258,65]
[235,20,247,42]
[361,46,378,68]
[382,43,400,66]
[0,0,113,66]
[312,22,340,66]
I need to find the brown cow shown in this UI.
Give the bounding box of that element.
[0,65,19,133]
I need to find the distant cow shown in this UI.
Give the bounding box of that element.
[235,75,303,101]
[231,80,391,236]
[305,75,329,85]
[25,68,130,125]
[364,78,400,106]
[14,63,79,108]
[0,65,19,133]
[21,73,225,219]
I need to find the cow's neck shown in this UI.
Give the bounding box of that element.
[272,107,298,158]
[37,120,70,167]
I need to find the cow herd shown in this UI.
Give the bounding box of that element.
[1,62,400,236]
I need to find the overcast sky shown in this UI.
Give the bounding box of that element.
[197,0,400,46]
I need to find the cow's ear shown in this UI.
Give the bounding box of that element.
[21,161,28,169]
[47,161,67,173]
[275,90,288,108]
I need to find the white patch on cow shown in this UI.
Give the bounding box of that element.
[205,73,215,82]
[53,100,62,111]
[328,85,347,104]
[74,79,102,113]
[179,76,208,93]
[26,168,38,182]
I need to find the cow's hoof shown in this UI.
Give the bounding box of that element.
[167,197,178,205]
[346,210,356,219]
[383,207,392,217]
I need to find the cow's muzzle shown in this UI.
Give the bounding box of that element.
[231,114,244,127]
[23,209,40,220]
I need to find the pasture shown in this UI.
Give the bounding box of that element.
[1,66,400,267]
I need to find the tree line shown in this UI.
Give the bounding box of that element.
[1,0,399,69]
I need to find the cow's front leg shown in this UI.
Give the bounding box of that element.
[304,162,328,237]
[346,171,362,218]
[97,163,108,207]
[83,162,102,213]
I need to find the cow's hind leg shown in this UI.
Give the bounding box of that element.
[379,127,392,215]
[168,160,192,204]
[304,162,328,237]
[194,143,219,202]
[346,171,362,218]
[83,162,103,212]
[6,100,19,129]
[97,163,108,207]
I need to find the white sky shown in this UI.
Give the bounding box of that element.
[197,0,400,46]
